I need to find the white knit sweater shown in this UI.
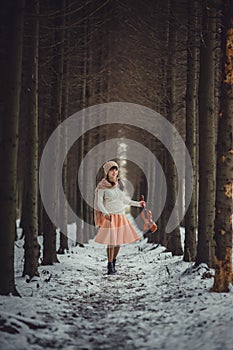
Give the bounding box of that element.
[97,186,141,215]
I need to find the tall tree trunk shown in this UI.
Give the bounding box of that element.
[160,150,169,247]
[58,0,69,254]
[42,0,65,265]
[211,0,233,292]
[196,1,220,267]
[84,6,97,241]
[152,150,165,245]
[0,0,24,295]
[76,6,88,244]
[184,0,200,262]
[166,0,183,256]
[158,0,169,248]
[22,0,40,278]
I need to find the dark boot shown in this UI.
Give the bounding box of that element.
[107,262,115,275]
[113,259,117,273]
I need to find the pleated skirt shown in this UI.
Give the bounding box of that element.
[94,214,140,246]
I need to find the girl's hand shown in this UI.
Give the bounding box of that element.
[140,201,146,207]
[105,214,112,221]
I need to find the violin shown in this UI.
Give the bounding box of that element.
[140,195,157,234]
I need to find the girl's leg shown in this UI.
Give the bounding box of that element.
[112,245,120,272]
[113,245,120,260]
[107,246,115,262]
[106,246,115,274]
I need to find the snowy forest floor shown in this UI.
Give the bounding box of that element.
[0,217,233,350]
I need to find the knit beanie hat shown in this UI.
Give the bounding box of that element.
[103,160,119,175]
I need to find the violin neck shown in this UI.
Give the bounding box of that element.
[143,207,148,218]
[141,195,149,218]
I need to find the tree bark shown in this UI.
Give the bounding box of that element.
[0,0,25,295]
[184,0,200,262]
[196,1,220,267]
[58,0,69,254]
[76,6,88,244]
[22,0,40,278]
[166,0,183,256]
[42,0,65,265]
[211,0,233,292]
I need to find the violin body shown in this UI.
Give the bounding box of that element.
[140,195,158,234]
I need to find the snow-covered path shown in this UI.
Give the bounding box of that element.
[0,226,233,350]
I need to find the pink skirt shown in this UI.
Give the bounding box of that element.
[94,214,140,246]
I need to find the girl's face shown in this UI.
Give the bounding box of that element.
[108,167,118,181]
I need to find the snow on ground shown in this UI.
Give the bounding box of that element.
[0,217,233,350]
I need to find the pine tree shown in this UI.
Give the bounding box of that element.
[22,0,40,279]
[165,0,183,256]
[0,0,25,295]
[196,0,221,267]
[184,0,200,262]
[211,0,233,292]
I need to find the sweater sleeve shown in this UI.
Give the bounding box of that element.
[129,199,142,208]
[121,190,141,208]
[97,189,109,216]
